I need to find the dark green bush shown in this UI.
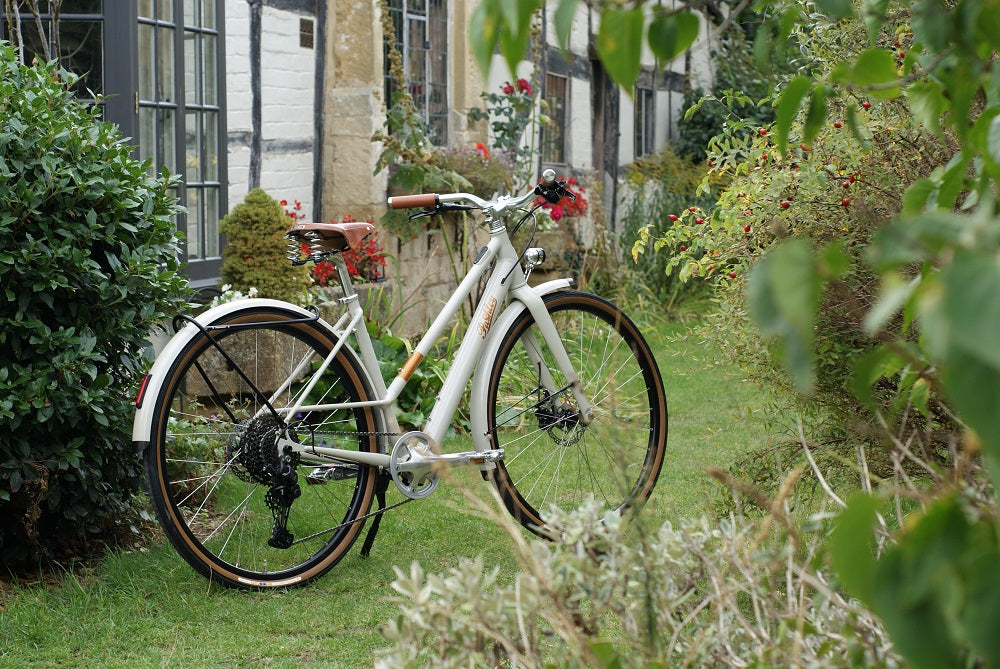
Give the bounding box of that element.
[0,43,189,566]
[219,188,311,301]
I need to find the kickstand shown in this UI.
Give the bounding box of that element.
[360,470,392,558]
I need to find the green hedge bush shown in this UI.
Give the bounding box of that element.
[0,43,189,566]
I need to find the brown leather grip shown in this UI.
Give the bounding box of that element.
[388,193,439,209]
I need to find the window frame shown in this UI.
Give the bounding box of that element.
[385,0,449,146]
[540,71,568,166]
[135,0,227,286]
[634,84,655,159]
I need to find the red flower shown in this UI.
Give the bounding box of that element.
[502,82,515,95]
[516,78,532,95]
[280,199,288,206]
[550,206,564,222]
[475,141,490,158]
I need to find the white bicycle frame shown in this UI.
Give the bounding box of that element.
[133,187,594,479]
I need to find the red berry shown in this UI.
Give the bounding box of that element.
[689,207,697,213]
[898,50,906,58]
[834,121,843,128]
[849,175,856,183]
[729,271,737,279]
[668,214,679,221]
[842,181,850,188]
[761,152,768,162]
[679,245,687,251]
[707,159,714,167]
[780,200,790,209]
[695,218,704,224]
[707,264,715,271]
[800,143,810,152]
[842,197,850,207]
[862,101,871,109]
[758,128,767,135]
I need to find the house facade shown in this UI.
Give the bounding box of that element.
[2,0,714,293]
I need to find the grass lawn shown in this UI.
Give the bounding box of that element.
[0,315,777,668]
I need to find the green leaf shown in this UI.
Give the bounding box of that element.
[906,80,948,137]
[469,0,500,78]
[850,345,904,409]
[589,641,623,669]
[912,0,950,53]
[941,250,1000,371]
[864,273,921,335]
[815,0,854,19]
[751,22,773,72]
[595,7,645,90]
[775,75,811,157]
[851,48,900,99]
[829,493,879,601]
[747,240,821,393]
[647,11,699,63]
[901,177,936,215]
[802,85,828,145]
[553,0,580,50]
[861,0,889,42]
[987,113,1000,165]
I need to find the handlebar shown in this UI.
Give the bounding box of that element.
[386,168,569,218]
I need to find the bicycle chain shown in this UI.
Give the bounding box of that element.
[289,428,412,547]
[289,495,414,547]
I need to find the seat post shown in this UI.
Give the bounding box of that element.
[330,255,359,300]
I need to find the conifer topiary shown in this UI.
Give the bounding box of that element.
[219,188,311,301]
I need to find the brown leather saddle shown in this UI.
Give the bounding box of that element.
[287,221,375,253]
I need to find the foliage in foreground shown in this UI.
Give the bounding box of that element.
[0,43,189,566]
[377,494,899,668]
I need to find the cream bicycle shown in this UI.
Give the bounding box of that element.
[132,171,667,589]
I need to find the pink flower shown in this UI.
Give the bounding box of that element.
[516,78,532,95]
[550,206,564,222]
[502,82,515,95]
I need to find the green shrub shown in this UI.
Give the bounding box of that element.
[621,146,722,304]
[219,188,311,301]
[378,498,899,668]
[0,43,189,566]
[634,15,958,480]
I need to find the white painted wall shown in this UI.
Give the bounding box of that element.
[567,77,592,170]
[225,3,316,216]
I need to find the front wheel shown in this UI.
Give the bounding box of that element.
[486,291,667,535]
[144,306,380,589]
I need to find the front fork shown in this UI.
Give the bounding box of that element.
[512,286,593,425]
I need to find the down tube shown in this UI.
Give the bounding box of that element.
[422,253,518,446]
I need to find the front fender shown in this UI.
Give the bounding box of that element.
[131,299,337,449]
[469,279,573,453]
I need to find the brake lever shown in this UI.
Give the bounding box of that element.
[406,202,476,222]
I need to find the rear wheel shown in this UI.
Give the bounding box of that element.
[486,291,667,535]
[144,307,379,588]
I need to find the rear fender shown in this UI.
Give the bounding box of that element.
[131,299,375,450]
